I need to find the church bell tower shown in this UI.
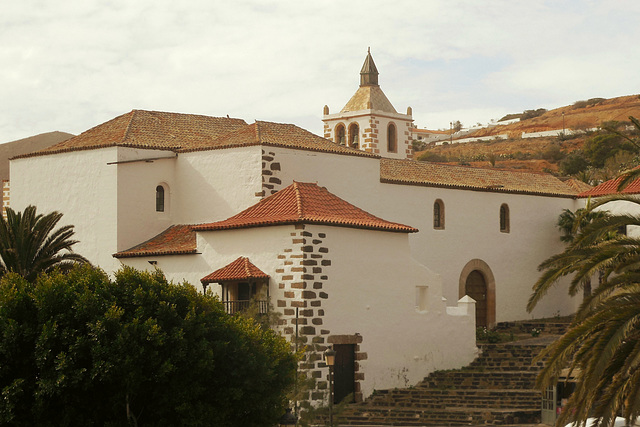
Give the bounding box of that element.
[322,49,414,159]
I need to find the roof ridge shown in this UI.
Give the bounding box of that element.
[242,256,251,277]
[121,110,138,144]
[293,181,304,219]
[255,121,261,143]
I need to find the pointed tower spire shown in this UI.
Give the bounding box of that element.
[360,47,379,87]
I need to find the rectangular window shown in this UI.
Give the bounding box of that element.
[416,286,428,311]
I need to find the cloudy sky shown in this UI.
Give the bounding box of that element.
[1,0,639,143]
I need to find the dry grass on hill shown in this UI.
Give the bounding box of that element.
[415,94,640,174]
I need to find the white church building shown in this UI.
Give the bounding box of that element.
[8,51,588,403]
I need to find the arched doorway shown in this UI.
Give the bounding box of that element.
[459,259,496,328]
[465,270,487,327]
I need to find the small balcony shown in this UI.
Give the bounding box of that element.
[222,299,269,315]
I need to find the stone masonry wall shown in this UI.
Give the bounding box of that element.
[261,149,283,196]
[273,225,366,405]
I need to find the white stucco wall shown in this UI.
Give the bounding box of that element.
[591,198,640,238]
[262,147,582,321]
[119,222,477,399]
[312,224,476,396]
[173,146,263,224]
[114,148,177,252]
[10,148,121,273]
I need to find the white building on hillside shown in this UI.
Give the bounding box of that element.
[8,51,589,404]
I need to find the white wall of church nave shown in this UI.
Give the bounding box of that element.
[115,149,177,253]
[372,184,582,322]
[264,147,381,205]
[173,146,263,224]
[10,148,121,274]
[262,147,582,321]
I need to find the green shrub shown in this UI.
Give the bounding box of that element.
[417,151,448,163]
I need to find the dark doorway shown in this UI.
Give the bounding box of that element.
[333,344,355,404]
[465,270,488,327]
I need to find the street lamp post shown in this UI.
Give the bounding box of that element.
[562,112,565,136]
[278,407,297,426]
[324,347,336,427]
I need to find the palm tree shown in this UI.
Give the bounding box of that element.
[0,205,88,282]
[527,199,609,311]
[536,269,640,427]
[529,194,640,427]
[608,116,640,190]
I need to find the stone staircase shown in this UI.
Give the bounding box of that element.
[334,320,571,426]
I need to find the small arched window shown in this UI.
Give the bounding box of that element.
[335,124,346,145]
[433,199,445,230]
[500,204,510,233]
[388,123,397,153]
[348,123,359,148]
[156,185,165,212]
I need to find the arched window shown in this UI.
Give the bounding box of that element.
[500,204,510,233]
[348,123,359,148]
[433,199,445,229]
[156,185,165,212]
[387,123,397,152]
[335,124,346,145]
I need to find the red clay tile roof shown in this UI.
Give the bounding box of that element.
[193,181,417,233]
[564,178,593,194]
[380,158,581,197]
[16,110,249,158]
[180,120,377,157]
[578,175,640,197]
[113,225,196,258]
[201,257,270,284]
[16,110,376,159]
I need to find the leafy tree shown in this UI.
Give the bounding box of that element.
[452,120,463,132]
[0,265,297,426]
[583,133,635,168]
[0,205,88,282]
[559,151,589,175]
[417,151,448,163]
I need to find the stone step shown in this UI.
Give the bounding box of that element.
[335,333,552,426]
[364,389,540,410]
[338,406,540,426]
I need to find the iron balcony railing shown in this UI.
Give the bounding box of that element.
[222,299,269,315]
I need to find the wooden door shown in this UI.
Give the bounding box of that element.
[333,344,355,404]
[465,270,488,327]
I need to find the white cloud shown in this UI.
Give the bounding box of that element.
[1,0,640,141]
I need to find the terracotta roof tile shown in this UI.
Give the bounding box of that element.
[16,110,377,159]
[201,257,270,284]
[578,174,640,197]
[114,225,196,258]
[564,178,593,194]
[380,158,581,197]
[16,110,248,158]
[194,181,417,233]
[341,85,397,114]
[180,120,377,157]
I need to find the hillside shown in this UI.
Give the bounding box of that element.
[0,131,74,180]
[416,94,640,174]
